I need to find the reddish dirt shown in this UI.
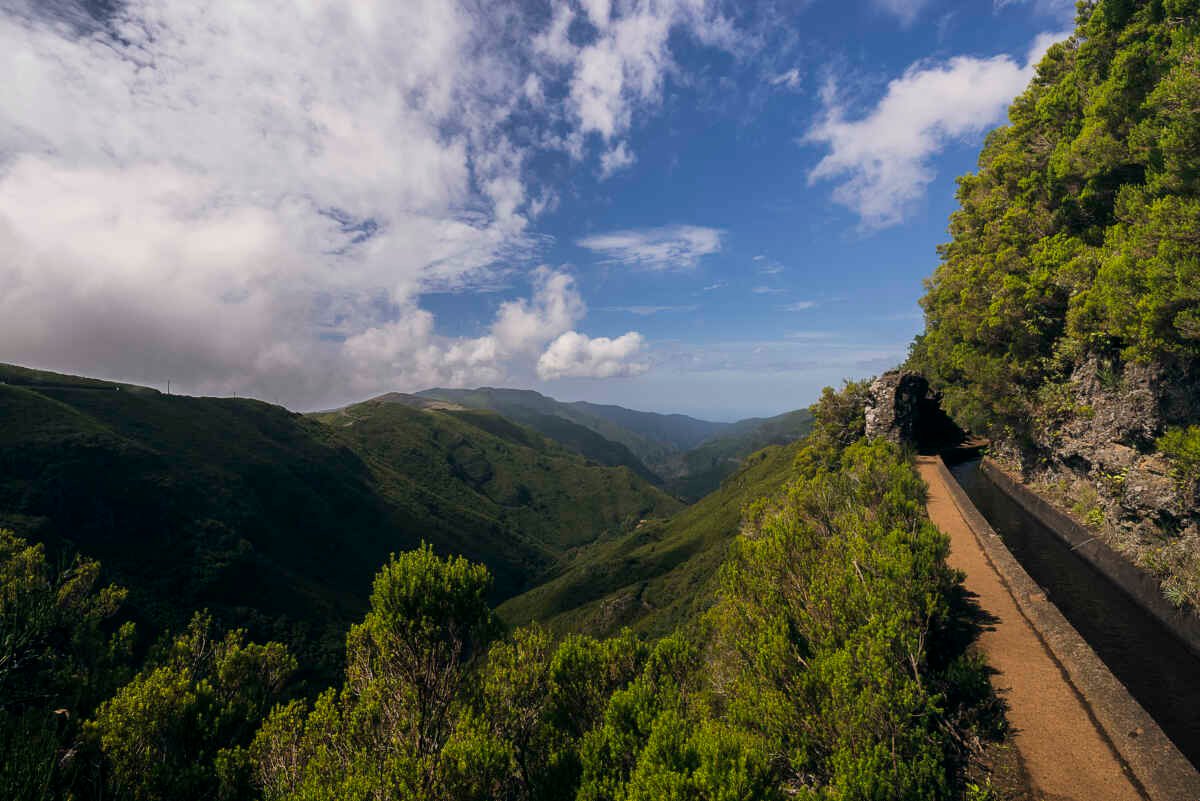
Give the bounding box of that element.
[918,458,1145,801]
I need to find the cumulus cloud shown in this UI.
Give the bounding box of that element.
[536,0,738,153]
[577,225,723,270]
[0,0,732,405]
[341,267,592,394]
[805,31,1070,228]
[537,331,648,380]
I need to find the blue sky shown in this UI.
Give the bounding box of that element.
[0,0,1074,419]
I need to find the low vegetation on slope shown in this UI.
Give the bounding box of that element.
[417,386,816,499]
[0,383,1004,801]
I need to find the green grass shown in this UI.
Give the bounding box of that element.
[496,439,804,638]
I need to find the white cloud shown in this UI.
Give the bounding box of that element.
[602,305,699,315]
[578,225,723,270]
[873,0,932,26]
[343,267,586,395]
[703,281,727,291]
[752,286,784,295]
[995,0,1077,23]
[599,141,637,178]
[0,0,737,405]
[781,301,818,310]
[537,0,738,157]
[537,331,648,379]
[489,268,585,355]
[769,68,802,90]
[804,30,1070,228]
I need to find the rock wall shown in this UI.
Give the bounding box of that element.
[865,370,963,450]
[1009,357,1200,611]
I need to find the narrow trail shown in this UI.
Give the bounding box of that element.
[917,457,1145,801]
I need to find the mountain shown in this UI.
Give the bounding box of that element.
[414,387,815,498]
[909,3,1200,612]
[0,364,679,671]
[496,438,804,638]
[663,408,814,500]
[415,387,729,477]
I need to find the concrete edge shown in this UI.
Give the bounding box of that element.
[980,459,1200,661]
[930,457,1200,801]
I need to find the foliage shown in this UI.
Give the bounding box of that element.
[709,436,960,799]
[86,612,295,801]
[251,544,497,801]
[910,2,1200,443]
[0,529,131,801]
[1,378,1001,800]
[1157,424,1200,485]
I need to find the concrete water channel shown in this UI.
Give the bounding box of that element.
[949,458,1200,773]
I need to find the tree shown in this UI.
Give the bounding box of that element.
[87,612,294,801]
[253,543,497,801]
[0,529,130,801]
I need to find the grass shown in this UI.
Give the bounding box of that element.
[496,440,805,638]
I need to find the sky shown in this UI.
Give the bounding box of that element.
[0,0,1076,420]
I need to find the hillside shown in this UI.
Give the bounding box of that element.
[909,1,1200,610]
[0,364,678,670]
[416,386,816,499]
[664,408,814,500]
[416,387,728,477]
[496,438,804,638]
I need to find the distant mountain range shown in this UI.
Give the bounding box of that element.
[416,386,812,499]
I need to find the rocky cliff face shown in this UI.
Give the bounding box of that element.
[1004,357,1200,610]
[865,370,963,451]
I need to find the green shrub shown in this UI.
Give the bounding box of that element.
[1158,425,1200,486]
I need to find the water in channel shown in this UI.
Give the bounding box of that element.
[949,458,1200,770]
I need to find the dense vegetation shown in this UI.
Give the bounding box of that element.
[0,364,677,676]
[1,383,1003,801]
[496,435,807,638]
[910,0,1200,447]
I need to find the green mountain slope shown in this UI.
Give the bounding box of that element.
[311,397,681,556]
[665,408,814,500]
[0,364,678,670]
[496,439,803,638]
[416,387,729,476]
[566,399,729,451]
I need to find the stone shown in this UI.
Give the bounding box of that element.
[865,370,963,449]
[864,370,927,445]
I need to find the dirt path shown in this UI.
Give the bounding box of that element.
[917,457,1145,801]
